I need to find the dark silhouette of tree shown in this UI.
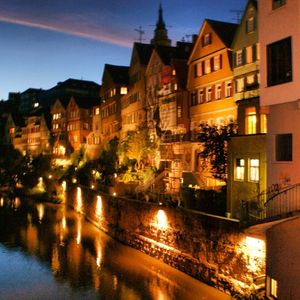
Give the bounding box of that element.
[198,123,236,182]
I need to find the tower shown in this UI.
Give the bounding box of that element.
[151,3,171,46]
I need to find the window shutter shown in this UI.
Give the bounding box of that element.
[252,44,257,62]
[211,85,215,101]
[242,48,246,65]
[194,64,197,77]
[210,57,214,72]
[232,52,236,68]
[220,54,223,69]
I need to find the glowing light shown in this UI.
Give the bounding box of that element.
[0,197,4,207]
[92,170,96,175]
[76,217,82,245]
[72,178,77,184]
[13,197,21,209]
[96,240,103,268]
[96,195,103,219]
[62,180,67,192]
[48,174,53,179]
[62,216,66,229]
[76,187,82,213]
[37,177,45,192]
[113,192,117,197]
[156,209,168,229]
[243,236,265,273]
[37,203,44,222]
[91,184,95,189]
[114,173,117,178]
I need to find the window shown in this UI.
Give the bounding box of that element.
[205,59,211,74]
[273,0,286,10]
[246,16,255,33]
[236,78,245,93]
[267,37,292,86]
[214,55,221,71]
[195,62,203,77]
[236,50,243,67]
[267,276,278,298]
[202,33,211,46]
[225,81,232,97]
[260,114,267,134]
[120,87,128,95]
[191,91,197,106]
[174,83,178,91]
[95,107,100,115]
[215,84,222,100]
[276,133,292,161]
[199,89,204,104]
[249,159,259,182]
[245,107,257,134]
[9,127,15,134]
[206,87,212,102]
[177,106,182,118]
[172,69,176,76]
[236,158,245,181]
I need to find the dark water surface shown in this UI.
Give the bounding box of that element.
[0,198,231,300]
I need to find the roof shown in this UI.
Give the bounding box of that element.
[72,95,100,109]
[206,19,238,47]
[155,42,193,65]
[103,64,129,85]
[134,43,153,65]
[10,113,25,127]
[56,78,100,90]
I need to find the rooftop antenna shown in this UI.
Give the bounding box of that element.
[230,9,243,24]
[134,26,145,43]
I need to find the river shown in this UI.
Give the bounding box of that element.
[0,197,231,300]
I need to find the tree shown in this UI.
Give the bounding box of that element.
[198,123,236,182]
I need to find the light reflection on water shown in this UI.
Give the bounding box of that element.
[0,198,230,300]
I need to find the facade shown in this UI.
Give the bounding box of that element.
[66,96,99,152]
[187,19,237,186]
[120,43,153,139]
[227,0,267,220]
[100,64,129,145]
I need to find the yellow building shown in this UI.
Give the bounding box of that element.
[187,19,237,186]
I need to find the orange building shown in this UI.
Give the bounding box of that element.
[187,19,237,186]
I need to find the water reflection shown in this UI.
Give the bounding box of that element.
[0,199,230,300]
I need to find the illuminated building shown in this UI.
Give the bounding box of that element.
[226,0,267,221]
[99,64,129,145]
[187,19,238,187]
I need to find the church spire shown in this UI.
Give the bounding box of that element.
[151,3,171,46]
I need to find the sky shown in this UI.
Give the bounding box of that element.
[0,0,247,100]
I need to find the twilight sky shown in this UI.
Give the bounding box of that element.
[0,0,247,100]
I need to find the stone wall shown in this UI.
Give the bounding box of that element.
[66,184,266,299]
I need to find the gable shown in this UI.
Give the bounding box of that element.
[232,0,258,49]
[146,49,164,77]
[188,21,227,64]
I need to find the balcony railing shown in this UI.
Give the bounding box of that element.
[266,183,300,218]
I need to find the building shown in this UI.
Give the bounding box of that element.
[100,64,129,145]
[66,95,100,152]
[227,0,267,221]
[246,1,300,298]
[187,19,237,187]
[120,43,153,139]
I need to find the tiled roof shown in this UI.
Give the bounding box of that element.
[134,43,154,65]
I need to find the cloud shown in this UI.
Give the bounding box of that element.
[0,13,132,48]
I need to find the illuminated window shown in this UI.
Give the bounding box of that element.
[172,69,176,76]
[245,107,257,134]
[215,84,222,100]
[247,75,255,85]
[267,276,278,298]
[33,102,39,108]
[120,87,128,95]
[225,81,232,97]
[9,127,15,134]
[205,59,211,74]
[177,106,182,118]
[236,158,245,181]
[214,55,221,71]
[199,89,204,103]
[236,78,245,92]
[174,83,178,91]
[260,114,267,133]
[249,159,259,182]
[95,107,100,115]
[206,87,212,102]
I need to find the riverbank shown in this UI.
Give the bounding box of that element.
[65,184,266,299]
